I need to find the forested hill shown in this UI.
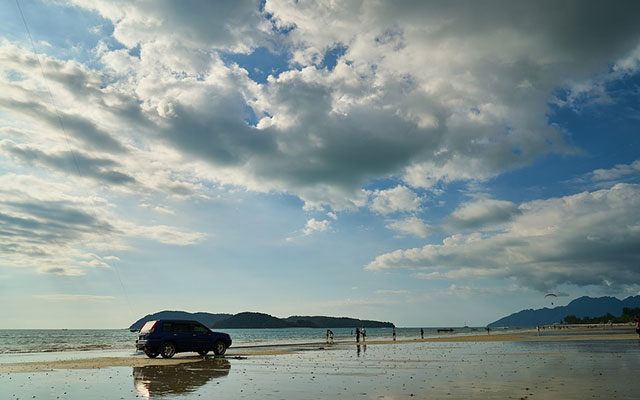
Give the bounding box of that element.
[488,296,640,327]
[128,311,232,330]
[284,315,394,328]
[129,311,394,330]
[212,312,394,329]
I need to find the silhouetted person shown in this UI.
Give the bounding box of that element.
[392,327,396,341]
[635,315,640,338]
[355,327,360,343]
[420,328,424,339]
[326,329,334,343]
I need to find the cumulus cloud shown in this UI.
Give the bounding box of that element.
[302,218,330,236]
[3,1,640,284]
[367,183,640,291]
[5,1,640,212]
[446,199,521,231]
[69,0,269,52]
[386,216,432,238]
[591,160,640,183]
[370,186,421,215]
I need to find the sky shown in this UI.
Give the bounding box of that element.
[0,0,639,329]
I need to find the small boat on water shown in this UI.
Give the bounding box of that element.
[437,328,454,333]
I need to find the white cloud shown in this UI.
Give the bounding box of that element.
[447,198,520,231]
[2,1,640,284]
[591,160,640,183]
[386,217,432,238]
[69,0,269,52]
[121,223,206,246]
[302,218,330,236]
[370,186,421,215]
[6,1,640,212]
[367,183,640,291]
[33,294,115,301]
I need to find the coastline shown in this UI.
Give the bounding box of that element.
[2,326,636,373]
[2,326,639,399]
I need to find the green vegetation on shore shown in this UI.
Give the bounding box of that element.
[564,307,640,324]
[212,312,394,329]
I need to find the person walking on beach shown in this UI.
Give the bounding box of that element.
[355,327,360,343]
[634,315,640,338]
[420,328,424,339]
[392,327,396,341]
[361,326,366,342]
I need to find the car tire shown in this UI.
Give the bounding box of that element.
[213,340,227,355]
[160,342,176,359]
[144,349,159,358]
[197,350,209,356]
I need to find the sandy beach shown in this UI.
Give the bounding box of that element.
[1,326,639,399]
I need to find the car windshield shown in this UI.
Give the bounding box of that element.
[139,321,157,333]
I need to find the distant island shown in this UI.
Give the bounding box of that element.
[488,295,640,327]
[129,311,232,331]
[129,310,394,331]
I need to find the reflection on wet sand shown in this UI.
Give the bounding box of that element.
[134,357,230,397]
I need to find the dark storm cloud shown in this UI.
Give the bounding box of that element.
[163,102,277,167]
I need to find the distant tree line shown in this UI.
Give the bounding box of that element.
[564,307,640,324]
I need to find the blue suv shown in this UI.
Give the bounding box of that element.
[136,320,232,358]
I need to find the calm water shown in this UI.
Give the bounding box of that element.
[0,326,503,354]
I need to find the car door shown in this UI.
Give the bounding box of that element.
[191,323,212,351]
[171,322,193,351]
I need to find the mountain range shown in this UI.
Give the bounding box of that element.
[488,295,640,327]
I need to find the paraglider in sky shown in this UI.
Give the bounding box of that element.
[544,293,557,306]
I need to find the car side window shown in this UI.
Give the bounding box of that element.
[162,322,173,332]
[172,323,192,333]
[193,325,208,334]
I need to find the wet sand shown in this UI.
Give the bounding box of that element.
[1,327,639,399]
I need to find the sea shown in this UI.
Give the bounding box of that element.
[0,327,506,355]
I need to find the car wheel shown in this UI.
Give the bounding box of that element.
[197,350,209,356]
[213,340,227,355]
[144,349,159,358]
[160,342,176,359]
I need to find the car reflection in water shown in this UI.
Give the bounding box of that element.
[133,357,231,397]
